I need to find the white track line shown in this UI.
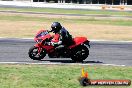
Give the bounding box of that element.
[0,62,126,66]
[90,39,132,43]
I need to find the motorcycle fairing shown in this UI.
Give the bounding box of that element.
[34,43,54,53]
[69,37,88,49]
[51,33,60,43]
[34,30,51,42]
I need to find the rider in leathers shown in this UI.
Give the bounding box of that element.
[49,22,73,54]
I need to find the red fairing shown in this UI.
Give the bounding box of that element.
[34,30,52,42]
[34,29,55,52]
[41,34,51,41]
[34,29,45,40]
[69,37,87,48]
[42,45,54,53]
[51,33,60,43]
[34,43,54,53]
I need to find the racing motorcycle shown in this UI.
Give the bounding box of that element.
[28,29,90,62]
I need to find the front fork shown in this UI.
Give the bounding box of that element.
[34,43,43,54]
[83,40,90,48]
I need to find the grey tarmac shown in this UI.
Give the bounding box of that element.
[0,38,132,66]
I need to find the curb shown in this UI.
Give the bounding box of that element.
[0,62,126,66]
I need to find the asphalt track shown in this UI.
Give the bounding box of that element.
[0,38,132,66]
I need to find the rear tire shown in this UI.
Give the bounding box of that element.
[71,45,89,62]
[28,46,46,60]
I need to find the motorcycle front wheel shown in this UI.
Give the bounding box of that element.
[28,46,46,60]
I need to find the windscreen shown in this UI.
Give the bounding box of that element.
[36,31,49,38]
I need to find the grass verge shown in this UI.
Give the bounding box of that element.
[0,65,132,88]
[0,7,132,16]
[0,16,132,40]
[0,9,132,40]
[0,15,132,26]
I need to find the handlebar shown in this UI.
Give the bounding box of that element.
[47,29,53,33]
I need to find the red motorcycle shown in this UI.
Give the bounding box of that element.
[28,29,90,62]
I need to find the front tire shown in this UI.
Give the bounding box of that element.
[71,45,89,62]
[28,46,46,60]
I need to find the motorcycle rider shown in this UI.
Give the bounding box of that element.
[49,22,73,54]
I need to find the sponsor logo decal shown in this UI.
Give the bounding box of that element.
[78,67,131,86]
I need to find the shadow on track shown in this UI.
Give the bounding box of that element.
[40,59,103,64]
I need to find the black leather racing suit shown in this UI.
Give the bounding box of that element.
[51,27,72,55]
[51,27,72,47]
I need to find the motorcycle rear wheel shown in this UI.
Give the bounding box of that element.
[71,45,89,62]
[28,46,46,60]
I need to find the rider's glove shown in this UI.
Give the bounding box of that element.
[51,42,55,46]
[46,42,54,46]
[47,42,60,47]
[46,42,51,45]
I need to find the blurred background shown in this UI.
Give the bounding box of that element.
[0,0,131,5]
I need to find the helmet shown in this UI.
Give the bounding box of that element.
[51,22,62,33]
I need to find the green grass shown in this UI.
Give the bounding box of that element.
[0,7,132,16]
[0,65,132,88]
[0,15,132,26]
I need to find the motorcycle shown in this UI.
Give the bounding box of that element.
[28,29,90,62]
